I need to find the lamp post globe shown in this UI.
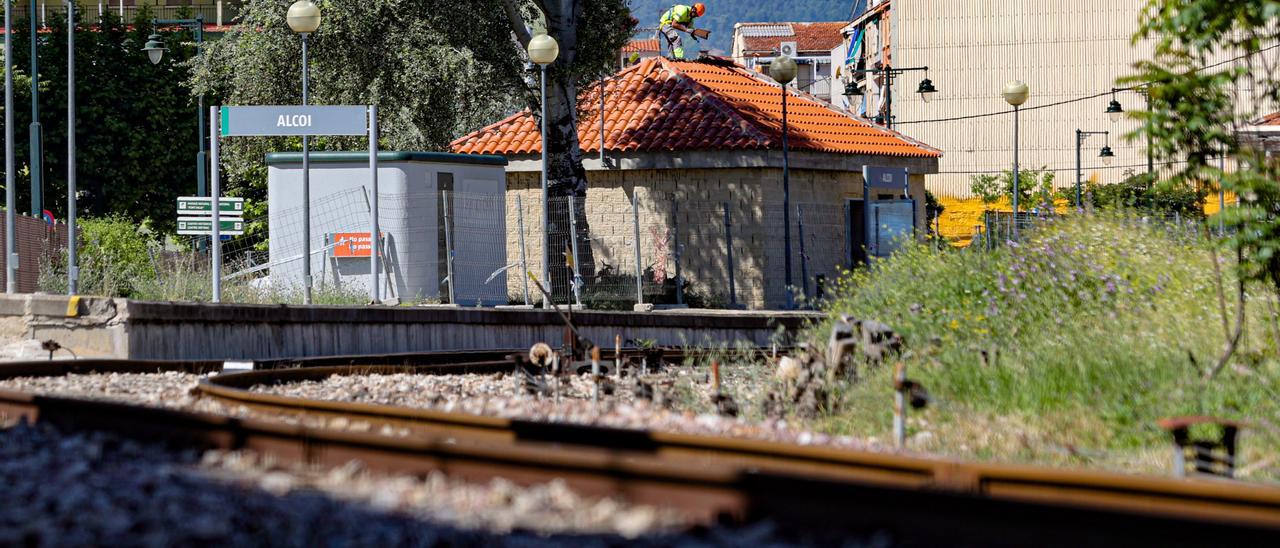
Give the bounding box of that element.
[1106,99,1124,123]
[142,34,166,65]
[1003,80,1028,234]
[917,77,938,102]
[771,54,798,308]
[286,0,321,34]
[770,54,797,85]
[288,0,321,303]
[528,34,559,66]
[1100,145,1115,166]
[527,33,558,305]
[1002,80,1029,106]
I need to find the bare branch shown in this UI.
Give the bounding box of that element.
[1206,248,1247,381]
[1212,245,1231,342]
[502,0,532,47]
[532,0,552,20]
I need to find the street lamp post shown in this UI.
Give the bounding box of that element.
[770,55,797,309]
[143,16,208,201]
[1108,86,1154,178]
[1003,81,1029,238]
[29,0,42,217]
[5,0,16,293]
[1074,130,1114,208]
[527,34,558,307]
[66,0,77,294]
[287,0,321,305]
[848,66,937,130]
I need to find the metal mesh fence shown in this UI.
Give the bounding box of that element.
[206,187,373,292]
[534,194,671,310]
[158,186,882,310]
[503,192,863,310]
[972,209,1216,250]
[440,191,510,306]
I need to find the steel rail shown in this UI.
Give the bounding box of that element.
[197,365,1280,531]
[1,359,1279,545]
[1,385,1277,546]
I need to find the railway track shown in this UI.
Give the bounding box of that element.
[1,355,1279,546]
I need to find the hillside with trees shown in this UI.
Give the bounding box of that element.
[628,0,851,53]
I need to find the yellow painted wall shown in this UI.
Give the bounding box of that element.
[938,194,1241,247]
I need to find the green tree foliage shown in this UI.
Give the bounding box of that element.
[440,0,634,196]
[969,167,1057,211]
[627,0,849,53]
[1131,1,1280,290]
[190,0,519,222]
[441,0,634,298]
[39,214,158,298]
[0,9,199,233]
[1083,170,1207,218]
[924,189,944,239]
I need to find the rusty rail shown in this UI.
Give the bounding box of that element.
[198,365,1280,530]
[1,358,1278,546]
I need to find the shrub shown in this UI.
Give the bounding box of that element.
[1085,170,1207,218]
[970,167,1057,211]
[817,214,1278,476]
[41,215,159,298]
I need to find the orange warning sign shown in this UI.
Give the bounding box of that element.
[330,232,380,258]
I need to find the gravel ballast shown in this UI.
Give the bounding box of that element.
[0,422,881,545]
[250,370,871,449]
[0,368,873,449]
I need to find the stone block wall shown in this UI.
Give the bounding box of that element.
[503,169,927,309]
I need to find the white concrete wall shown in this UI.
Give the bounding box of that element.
[267,158,507,304]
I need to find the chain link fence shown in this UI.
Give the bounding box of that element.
[972,209,1216,250]
[150,187,886,310]
[502,192,865,310]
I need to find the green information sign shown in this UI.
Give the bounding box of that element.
[177,217,245,236]
[177,196,244,214]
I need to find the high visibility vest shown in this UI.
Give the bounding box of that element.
[661,5,695,26]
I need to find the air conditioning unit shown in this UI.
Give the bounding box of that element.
[779,41,798,57]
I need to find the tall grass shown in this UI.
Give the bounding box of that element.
[818,214,1280,478]
[39,216,369,305]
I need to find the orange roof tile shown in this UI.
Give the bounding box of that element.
[452,57,940,159]
[737,22,847,56]
[623,39,660,54]
[1256,112,1280,126]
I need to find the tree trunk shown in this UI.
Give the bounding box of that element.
[535,1,599,304]
[498,0,607,304]
[540,74,598,303]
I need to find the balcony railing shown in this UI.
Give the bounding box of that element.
[23,2,242,28]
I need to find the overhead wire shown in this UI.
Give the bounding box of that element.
[934,158,1191,175]
[892,43,1280,127]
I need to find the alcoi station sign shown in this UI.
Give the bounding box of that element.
[220,105,368,137]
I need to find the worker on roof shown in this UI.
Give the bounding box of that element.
[657,3,707,60]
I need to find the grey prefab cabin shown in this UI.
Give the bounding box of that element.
[265,151,508,304]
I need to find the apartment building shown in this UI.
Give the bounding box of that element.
[833,0,1265,242]
[731,21,845,103]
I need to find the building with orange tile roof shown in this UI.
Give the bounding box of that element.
[731,22,847,102]
[1240,112,1280,157]
[452,56,940,309]
[620,38,662,67]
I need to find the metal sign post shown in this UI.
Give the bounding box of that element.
[213,104,379,304]
[210,106,221,302]
[5,0,16,294]
[368,104,379,303]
